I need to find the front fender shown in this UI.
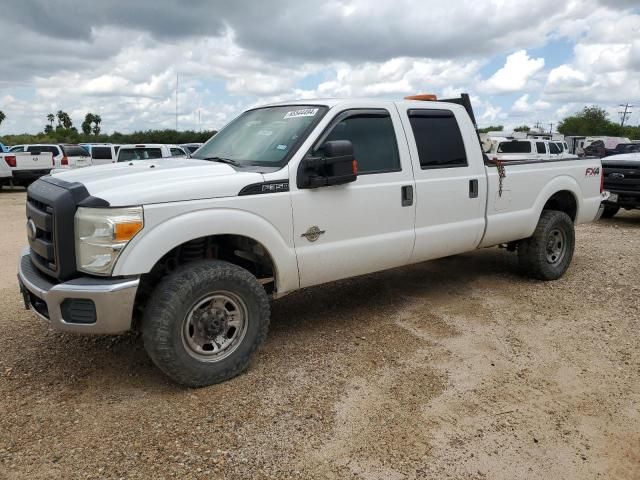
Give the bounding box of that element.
[112,207,300,294]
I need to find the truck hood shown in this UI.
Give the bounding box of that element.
[50,158,264,205]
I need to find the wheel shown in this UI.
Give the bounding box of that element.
[518,210,575,281]
[601,205,619,218]
[142,260,270,387]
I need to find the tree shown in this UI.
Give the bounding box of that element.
[0,110,5,128]
[478,125,503,133]
[81,113,94,135]
[92,114,101,135]
[47,113,55,126]
[514,125,530,132]
[557,106,617,136]
[44,125,54,134]
[56,110,64,128]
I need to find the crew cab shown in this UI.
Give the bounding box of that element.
[18,95,604,387]
[601,152,640,217]
[0,150,54,188]
[117,144,188,162]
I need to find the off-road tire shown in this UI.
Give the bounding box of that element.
[601,205,619,218]
[518,210,575,281]
[142,260,270,387]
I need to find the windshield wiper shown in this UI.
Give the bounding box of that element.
[198,156,242,167]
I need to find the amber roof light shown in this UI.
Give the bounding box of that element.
[404,94,438,101]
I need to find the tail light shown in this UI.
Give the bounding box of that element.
[61,156,69,166]
[352,159,358,175]
[4,156,16,168]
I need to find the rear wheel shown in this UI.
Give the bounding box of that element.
[601,205,619,218]
[142,260,270,387]
[518,210,575,281]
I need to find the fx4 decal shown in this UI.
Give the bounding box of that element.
[585,167,600,177]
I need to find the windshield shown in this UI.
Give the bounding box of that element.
[192,105,327,167]
[497,141,531,153]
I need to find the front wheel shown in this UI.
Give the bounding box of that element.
[518,210,575,281]
[142,260,270,387]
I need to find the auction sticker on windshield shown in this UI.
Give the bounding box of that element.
[284,108,318,119]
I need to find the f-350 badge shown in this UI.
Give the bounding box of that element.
[301,226,325,242]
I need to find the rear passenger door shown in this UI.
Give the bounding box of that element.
[399,107,487,262]
[290,107,416,288]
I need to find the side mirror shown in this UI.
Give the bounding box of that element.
[297,140,358,189]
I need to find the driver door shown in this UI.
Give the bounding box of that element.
[290,106,416,288]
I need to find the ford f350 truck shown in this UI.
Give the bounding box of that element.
[18,94,605,387]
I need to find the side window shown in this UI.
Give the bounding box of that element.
[170,147,185,157]
[549,142,561,155]
[408,110,467,169]
[323,112,400,174]
[536,142,546,154]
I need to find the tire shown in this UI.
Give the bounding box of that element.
[601,205,619,218]
[142,260,270,387]
[518,210,575,281]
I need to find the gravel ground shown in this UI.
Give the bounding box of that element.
[0,187,638,479]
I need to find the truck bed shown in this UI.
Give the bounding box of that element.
[480,157,603,247]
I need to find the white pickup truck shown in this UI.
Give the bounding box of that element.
[18,95,604,387]
[0,150,54,188]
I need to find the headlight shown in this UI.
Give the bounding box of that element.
[75,206,144,275]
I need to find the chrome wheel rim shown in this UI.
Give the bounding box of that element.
[182,291,248,362]
[545,228,567,265]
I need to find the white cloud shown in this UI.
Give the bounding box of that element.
[511,94,551,114]
[479,50,545,94]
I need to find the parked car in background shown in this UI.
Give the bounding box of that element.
[117,144,188,162]
[489,139,572,160]
[89,144,120,166]
[552,141,578,159]
[0,142,9,153]
[582,136,631,157]
[601,152,640,217]
[12,144,92,168]
[180,143,203,154]
[0,149,54,188]
[607,143,640,156]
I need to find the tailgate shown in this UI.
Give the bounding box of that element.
[14,152,54,170]
[69,155,92,168]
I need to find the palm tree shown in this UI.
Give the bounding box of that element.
[92,114,102,135]
[56,110,64,127]
[47,113,55,126]
[0,110,5,128]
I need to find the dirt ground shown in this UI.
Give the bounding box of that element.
[0,187,638,479]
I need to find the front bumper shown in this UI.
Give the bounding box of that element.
[17,247,139,334]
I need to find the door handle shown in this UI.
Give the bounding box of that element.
[469,179,479,198]
[401,185,413,207]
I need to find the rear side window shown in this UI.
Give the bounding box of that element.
[408,110,467,169]
[549,143,561,154]
[324,112,400,174]
[91,146,113,160]
[497,141,531,154]
[536,142,546,154]
[170,147,185,157]
[62,145,90,157]
[10,146,24,152]
[118,148,163,161]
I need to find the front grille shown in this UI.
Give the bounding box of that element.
[25,177,107,281]
[604,165,640,193]
[26,196,57,271]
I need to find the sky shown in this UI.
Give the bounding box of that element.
[0,0,639,135]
